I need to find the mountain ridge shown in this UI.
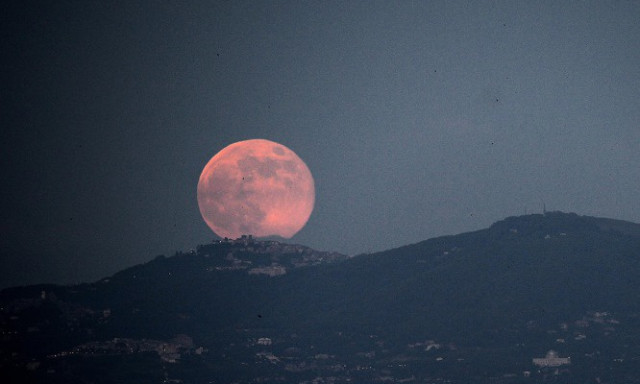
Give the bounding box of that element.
[2,211,640,383]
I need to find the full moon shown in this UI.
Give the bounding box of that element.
[197,139,315,239]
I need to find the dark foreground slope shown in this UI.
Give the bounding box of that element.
[2,212,640,383]
[284,212,640,340]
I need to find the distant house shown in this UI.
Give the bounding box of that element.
[248,266,287,276]
[533,350,570,367]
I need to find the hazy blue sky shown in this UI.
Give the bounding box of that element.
[2,1,639,287]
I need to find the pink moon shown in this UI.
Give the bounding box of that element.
[197,139,315,239]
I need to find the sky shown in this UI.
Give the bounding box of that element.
[2,1,639,288]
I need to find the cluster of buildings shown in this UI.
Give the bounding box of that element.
[49,334,201,363]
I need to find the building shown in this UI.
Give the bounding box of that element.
[532,350,570,367]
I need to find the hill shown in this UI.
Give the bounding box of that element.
[2,212,640,383]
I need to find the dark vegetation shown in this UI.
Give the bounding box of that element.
[2,212,640,383]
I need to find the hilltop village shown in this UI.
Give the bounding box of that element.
[196,235,349,275]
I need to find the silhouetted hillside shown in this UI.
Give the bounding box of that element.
[2,212,640,383]
[277,212,640,340]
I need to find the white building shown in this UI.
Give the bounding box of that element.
[533,350,570,367]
